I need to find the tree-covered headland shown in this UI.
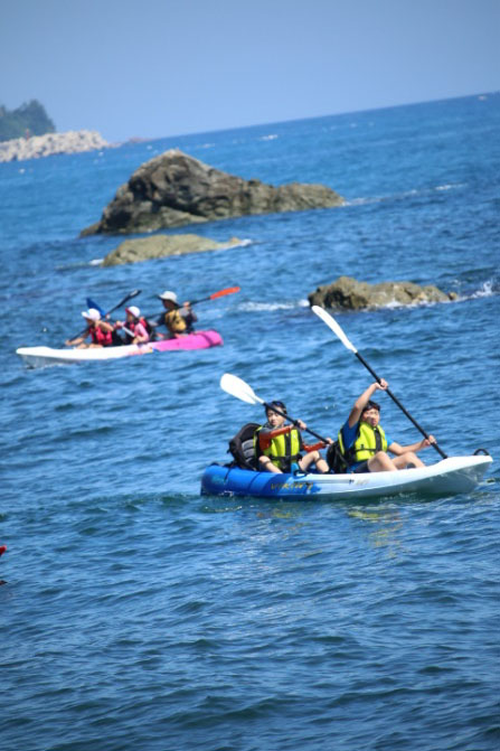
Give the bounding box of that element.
[0,100,56,141]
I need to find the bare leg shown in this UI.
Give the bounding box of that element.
[391,452,425,469]
[259,456,282,474]
[367,451,425,472]
[299,450,329,474]
[367,451,398,472]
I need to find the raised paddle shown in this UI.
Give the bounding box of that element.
[220,373,329,444]
[86,297,106,317]
[311,305,447,459]
[190,286,240,306]
[104,289,142,317]
[67,289,142,343]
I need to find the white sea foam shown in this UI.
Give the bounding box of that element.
[219,238,253,250]
[259,134,278,141]
[239,300,305,312]
[434,183,465,191]
[470,280,494,298]
[347,182,465,207]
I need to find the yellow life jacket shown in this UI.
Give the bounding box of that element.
[164,308,187,334]
[338,422,388,465]
[255,425,303,472]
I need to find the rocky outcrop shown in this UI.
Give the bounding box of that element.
[0,130,109,163]
[309,276,458,309]
[81,148,345,235]
[102,233,244,266]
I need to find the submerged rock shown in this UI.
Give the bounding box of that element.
[309,276,458,309]
[102,233,244,266]
[81,148,345,235]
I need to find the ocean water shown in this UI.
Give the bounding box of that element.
[1,94,499,751]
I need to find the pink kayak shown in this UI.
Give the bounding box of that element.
[151,330,223,352]
[16,330,223,367]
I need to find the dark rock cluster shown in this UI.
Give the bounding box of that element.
[309,276,458,309]
[82,149,344,236]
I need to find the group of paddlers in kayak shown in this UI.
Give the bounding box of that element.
[63,286,435,476]
[247,379,436,476]
[66,290,197,348]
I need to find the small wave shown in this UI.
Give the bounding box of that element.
[345,196,384,207]
[468,280,495,299]
[239,300,304,312]
[382,298,455,310]
[218,238,253,251]
[56,258,103,271]
[259,134,278,141]
[346,182,465,207]
[434,183,465,191]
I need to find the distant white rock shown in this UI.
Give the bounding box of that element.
[0,130,110,163]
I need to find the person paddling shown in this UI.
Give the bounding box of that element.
[114,305,151,344]
[338,380,436,473]
[65,308,115,348]
[156,290,197,338]
[255,401,331,475]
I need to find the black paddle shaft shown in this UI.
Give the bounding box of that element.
[354,351,448,459]
[105,289,141,317]
[263,401,329,444]
[67,290,141,343]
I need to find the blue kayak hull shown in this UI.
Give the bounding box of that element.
[200,455,493,501]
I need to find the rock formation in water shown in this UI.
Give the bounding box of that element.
[308,276,458,309]
[102,233,244,266]
[0,130,109,163]
[81,148,345,235]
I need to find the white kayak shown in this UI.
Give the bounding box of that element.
[16,330,223,368]
[201,454,493,501]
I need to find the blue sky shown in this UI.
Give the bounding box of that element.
[2,0,499,142]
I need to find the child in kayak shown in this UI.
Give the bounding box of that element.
[114,306,151,345]
[65,308,115,348]
[338,379,436,472]
[256,401,330,474]
[155,290,197,338]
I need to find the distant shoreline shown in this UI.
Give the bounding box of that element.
[0,129,111,163]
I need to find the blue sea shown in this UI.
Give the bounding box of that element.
[1,94,499,751]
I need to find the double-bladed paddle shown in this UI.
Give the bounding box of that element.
[67,289,142,344]
[220,373,329,444]
[311,305,447,459]
[190,286,241,306]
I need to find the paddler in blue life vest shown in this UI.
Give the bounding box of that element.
[338,380,436,473]
[255,401,331,475]
[65,308,115,348]
[155,290,197,338]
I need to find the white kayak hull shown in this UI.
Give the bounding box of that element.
[16,330,223,368]
[201,455,493,501]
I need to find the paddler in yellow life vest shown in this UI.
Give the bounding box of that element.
[255,401,330,475]
[156,290,197,338]
[338,379,436,473]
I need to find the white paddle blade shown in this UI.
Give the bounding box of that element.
[219,373,264,405]
[311,305,358,353]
